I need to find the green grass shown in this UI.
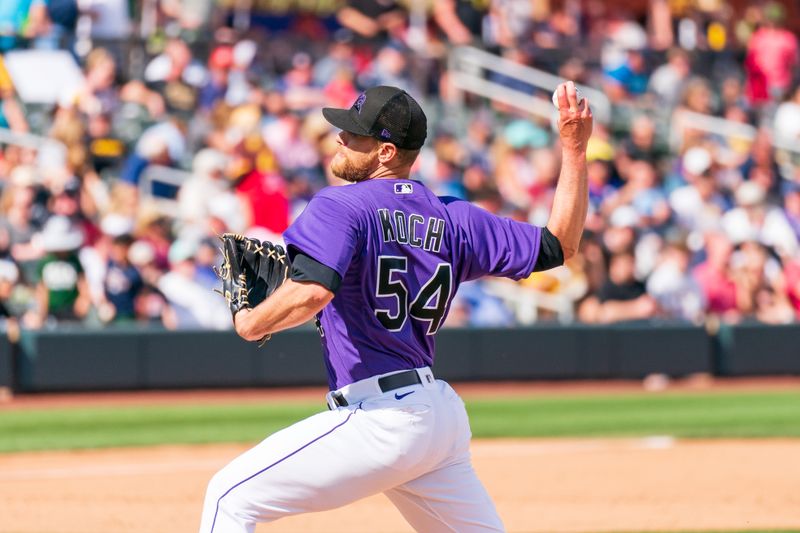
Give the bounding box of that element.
[1,389,799,453]
[466,390,800,438]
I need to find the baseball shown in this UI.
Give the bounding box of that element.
[552,86,584,109]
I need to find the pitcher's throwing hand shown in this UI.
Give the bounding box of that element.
[555,80,593,154]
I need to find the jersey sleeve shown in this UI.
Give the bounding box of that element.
[283,189,361,279]
[457,201,542,281]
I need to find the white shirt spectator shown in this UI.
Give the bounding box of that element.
[647,258,706,322]
[79,0,132,39]
[722,182,798,256]
[158,270,230,329]
[178,151,246,233]
[669,182,726,233]
[774,100,800,146]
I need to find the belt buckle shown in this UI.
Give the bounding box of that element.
[326,390,348,410]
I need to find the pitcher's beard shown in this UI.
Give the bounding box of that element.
[330,154,373,183]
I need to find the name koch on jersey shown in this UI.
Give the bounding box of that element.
[377,208,445,253]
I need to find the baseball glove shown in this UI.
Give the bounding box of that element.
[215,233,291,340]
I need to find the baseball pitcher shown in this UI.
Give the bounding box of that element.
[202,82,592,532]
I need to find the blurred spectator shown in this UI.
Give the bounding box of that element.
[784,257,800,319]
[177,147,244,232]
[27,216,91,327]
[669,148,728,234]
[580,251,658,323]
[144,38,204,118]
[692,232,739,320]
[313,34,357,88]
[37,0,78,51]
[0,254,20,339]
[483,0,535,50]
[0,165,46,264]
[603,205,639,255]
[278,52,326,111]
[585,156,615,233]
[136,212,173,271]
[600,12,647,72]
[337,0,406,42]
[0,56,28,132]
[433,0,486,46]
[262,111,321,182]
[0,0,50,51]
[494,119,550,211]
[721,181,798,257]
[82,0,132,42]
[358,44,413,91]
[0,227,21,336]
[455,280,515,327]
[603,160,671,232]
[157,238,229,330]
[193,237,220,291]
[604,47,649,97]
[648,47,691,108]
[199,45,232,112]
[97,233,142,323]
[120,119,187,198]
[646,241,705,322]
[670,78,714,150]
[782,180,800,240]
[773,83,800,148]
[731,240,794,323]
[743,2,798,106]
[159,0,216,38]
[616,115,668,170]
[67,47,119,117]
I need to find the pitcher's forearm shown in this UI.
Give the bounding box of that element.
[235,280,333,341]
[547,148,588,260]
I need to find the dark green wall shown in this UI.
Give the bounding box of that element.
[10,321,799,392]
[0,335,11,389]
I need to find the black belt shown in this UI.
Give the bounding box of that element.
[330,369,422,408]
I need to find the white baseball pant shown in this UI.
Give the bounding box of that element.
[198,367,504,532]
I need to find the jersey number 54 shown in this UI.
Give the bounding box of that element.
[374,256,453,335]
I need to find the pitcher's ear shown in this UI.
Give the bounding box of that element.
[377,142,398,164]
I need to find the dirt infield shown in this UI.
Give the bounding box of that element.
[2,379,800,533]
[1,438,800,533]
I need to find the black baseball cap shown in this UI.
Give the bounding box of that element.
[322,86,427,150]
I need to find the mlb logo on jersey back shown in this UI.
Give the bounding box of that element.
[395,183,413,194]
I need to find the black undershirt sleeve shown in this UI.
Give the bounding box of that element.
[290,252,342,293]
[532,227,565,272]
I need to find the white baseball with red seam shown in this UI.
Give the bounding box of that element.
[552,86,584,109]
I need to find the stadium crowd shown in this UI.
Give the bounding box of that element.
[0,0,799,337]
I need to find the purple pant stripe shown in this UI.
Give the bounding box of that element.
[208,408,358,533]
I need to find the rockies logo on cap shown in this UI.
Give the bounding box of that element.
[354,93,366,113]
[321,86,428,150]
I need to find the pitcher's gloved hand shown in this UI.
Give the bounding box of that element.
[215,233,291,341]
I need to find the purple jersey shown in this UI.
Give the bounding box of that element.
[283,178,542,389]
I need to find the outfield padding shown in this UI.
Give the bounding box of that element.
[14,321,798,392]
[0,334,12,389]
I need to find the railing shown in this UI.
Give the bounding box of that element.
[447,46,800,175]
[447,45,612,124]
[674,109,800,154]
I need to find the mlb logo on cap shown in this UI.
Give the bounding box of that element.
[394,183,413,194]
